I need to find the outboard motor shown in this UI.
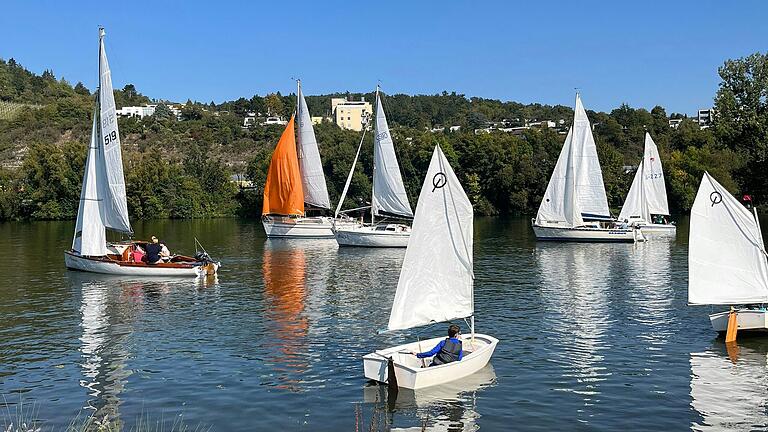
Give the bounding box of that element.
[194,251,212,263]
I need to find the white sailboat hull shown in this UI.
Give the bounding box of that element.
[710,309,768,333]
[64,251,217,277]
[262,216,336,238]
[636,223,677,235]
[362,334,498,390]
[334,225,410,248]
[532,224,642,242]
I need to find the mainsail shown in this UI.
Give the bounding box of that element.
[262,116,305,216]
[97,28,131,234]
[72,107,107,256]
[688,172,768,305]
[619,133,669,222]
[536,94,609,226]
[372,91,413,219]
[388,145,473,331]
[296,82,330,209]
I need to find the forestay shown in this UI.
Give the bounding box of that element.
[372,92,413,218]
[297,83,330,209]
[388,145,473,331]
[72,108,107,256]
[535,126,583,227]
[97,28,132,234]
[688,172,768,305]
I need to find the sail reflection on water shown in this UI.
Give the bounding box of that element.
[624,240,675,345]
[363,364,497,431]
[535,243,622,406]
[690,343,768,430]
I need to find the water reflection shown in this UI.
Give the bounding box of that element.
[690,341,768,430]
[363,364,497,431]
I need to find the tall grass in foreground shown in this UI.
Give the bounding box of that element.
[2,397,208,432]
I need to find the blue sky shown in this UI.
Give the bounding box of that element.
[1,1,765,114]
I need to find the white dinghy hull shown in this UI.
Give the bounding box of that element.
[262,215,335,238]
[362,334,498,390]
[532,224,642,242]
[710,309,768,333]
[64,251,218,277]
[636,223,677,236]
[334,225,410,248]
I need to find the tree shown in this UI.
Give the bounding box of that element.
[264,93,284,117]
[152,103,175,121]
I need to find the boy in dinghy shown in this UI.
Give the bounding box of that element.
[410,324,463,366]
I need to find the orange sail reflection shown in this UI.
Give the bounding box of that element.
[262,244,309,391]
[262,116,304,216]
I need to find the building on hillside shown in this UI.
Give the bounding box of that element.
[669,118,684,129]
[116,105,156,118]
[697,108,714,128]
[331,97,372,131]
[262,116,288,126]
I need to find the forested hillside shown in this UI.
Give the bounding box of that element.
[0,52,764,221]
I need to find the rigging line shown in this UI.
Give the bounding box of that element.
[334,127,367,218]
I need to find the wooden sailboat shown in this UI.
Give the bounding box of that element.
[262,81,342,238]
[532,93,643,242]
[334,86,413,247]
[688,172,768,334]
[362,145,498,390]
[64,28,218,277]
[618,132,676,236]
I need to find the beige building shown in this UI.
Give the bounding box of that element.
[332,97,373,131]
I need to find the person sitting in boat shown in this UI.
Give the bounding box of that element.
[144,236,163,264]
[159,241,172,262]
[410,324,463,366]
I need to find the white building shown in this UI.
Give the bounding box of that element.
[698,108,714,128]
[116,105,156,118]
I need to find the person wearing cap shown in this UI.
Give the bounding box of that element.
[145,236,163,264]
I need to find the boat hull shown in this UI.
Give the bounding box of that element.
[362,334,498,390]
[532,224,642,242]
[710,309,768,333]
[262,216,336,238]
[636,223,677,236]
[64,251,218,277]
[334,225,410,248]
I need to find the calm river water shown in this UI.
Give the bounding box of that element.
[1,217,766,431]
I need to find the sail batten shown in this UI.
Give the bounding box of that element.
[263,116,305,216]
[97,28,131,234]
[388,145,473,331]
[688,172,768,305]
[297,83,331,209]
[372,92,413,219]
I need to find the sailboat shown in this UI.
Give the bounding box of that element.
[532,93,643,242]
[362,144,498,390]
[262,81,344,238]
[688,172,768,333]
[618,132,676,235]
[333,86,413,247]
[64,28,219,277]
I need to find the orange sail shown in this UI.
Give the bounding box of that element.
[262,116,305,215]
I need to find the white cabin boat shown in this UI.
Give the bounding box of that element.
[65,28,218,277]
[688,172,768,333]
[619,133,676,237]
[362,145,498,390]
[533,94,642,242]
[334,86,413,248]
[262,80,337,238]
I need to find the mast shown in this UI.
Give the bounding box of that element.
[371,85,379,226]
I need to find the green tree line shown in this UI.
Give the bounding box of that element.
[0,52,765,221]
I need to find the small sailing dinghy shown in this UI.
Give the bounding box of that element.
[65,28,219,277]
[689,172,768,334]
[618,132,676,236]
[362,145,498,390]
[262,81,339,238]
[333,86,413,248]
[532,93,643,242]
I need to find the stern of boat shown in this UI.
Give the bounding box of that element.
[710,309,768,333]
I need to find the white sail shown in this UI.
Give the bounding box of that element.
[372,91,413,218]
[618,161,646,222]
[73,109,107,256]
[297,82,330,209]
[641,133,669,216]
[688,172,768,305]
[388,145,473,331]
[535,127,583,227]
[571,94,610,219]
[97,28,132,234]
